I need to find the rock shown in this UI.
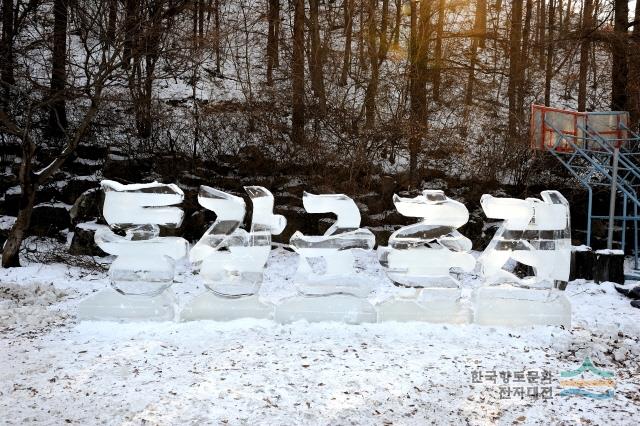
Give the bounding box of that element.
[75,144,108,161]
[60,179,99,205]
[29,203,70,236]
[180,209,214,242]
[103,151,152,182]
[237,145,277,176]
[273,205,321,244]
[1,189,21,216]
[66,157,103,176]
[358,193,386,215]
[570,247,594,280]
[0,171,17,194]
[380,176,396,200]
[69,223,108,256]
[367,226,399,247]
[631,300,640,309]
[593,250,625,284]
[69,188,104,226]
[629,286,640,299]
[0,216,14,250]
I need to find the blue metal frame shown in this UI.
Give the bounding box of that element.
[542,114,640,270]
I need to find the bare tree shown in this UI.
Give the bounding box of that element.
[611,0,628,110]
[266,0,280,85]
[46,0,68,137]
[543,0,555,106]
[308,0,326,114]
[339,0,353,86]
[508,0,523,141]
[1,2,126,267]
[291,0,305,144]
[578,0,593,112]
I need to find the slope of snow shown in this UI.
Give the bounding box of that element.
[0,249,639,424]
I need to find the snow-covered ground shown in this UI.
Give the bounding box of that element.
[1,249,639,425]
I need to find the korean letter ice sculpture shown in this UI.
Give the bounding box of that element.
[180,186,286,321]
[376,190,475,323]
[275,192,377,324]
[474,190,571,327]
[77,180,189,320]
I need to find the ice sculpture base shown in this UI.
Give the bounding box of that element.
[473,286,571,327]
[77,289,176,321]
[274,295,377,324]
[180,293,273,321]
[377,288,471,323]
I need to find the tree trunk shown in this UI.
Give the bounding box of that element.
[578,0,593,112]
[564,0,572,33]
[544,0,555,106]
[192,0,198,47]
[107,0,117,46]
[628,0,640,127]
[364,0,378,127]
[198,0,204,40]
[339,0,353,86]
[611,0,628,111]
[507,0,523,141]
[214,0,221,72]
[2,180,36,267]
[291,0,305,144]
[393,0,401,45]
[517,0,533,112]
[1,123,37,267]
[124,0,137,69]
[308,0,326,114]
[1,0,15,110]
[475,0,487,48]
[539,0,546,68]
[433,0,445,101]
[408,0,429,188]
[266,0,279,85]
[47,0,68,138]
[465,38,479,106]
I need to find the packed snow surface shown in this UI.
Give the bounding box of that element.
[1,249,639,425]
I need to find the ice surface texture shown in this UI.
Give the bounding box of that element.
[289,192,375,297]
[377,190,476,288]
[94,180,188,296]
[477,190,571,288]
[190,186,286,297]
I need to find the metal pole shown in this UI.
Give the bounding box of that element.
[635,202,639,270]
[622,193,627,251]
[607,147,620,249]
[587,188,593,247]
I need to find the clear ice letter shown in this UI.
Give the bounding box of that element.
[95,180,189,296]
[190,186,286,297]
[289,192,375,297]
[378,190,476,288]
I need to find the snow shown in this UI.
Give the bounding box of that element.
[595,249,626,255]
[34,201,73,211]
[0,249,639,424]
[0,216,16,231]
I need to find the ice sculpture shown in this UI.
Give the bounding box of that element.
[474,190,572,327]
[376,190,475,323]
[78,180,189,320]
[275,192,377,323]
[181,186,286,321]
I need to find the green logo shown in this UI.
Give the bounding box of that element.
[558,357,615,399]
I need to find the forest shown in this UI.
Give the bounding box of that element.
[1,0,639,267]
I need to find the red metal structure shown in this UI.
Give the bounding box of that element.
[530,105,628,152]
